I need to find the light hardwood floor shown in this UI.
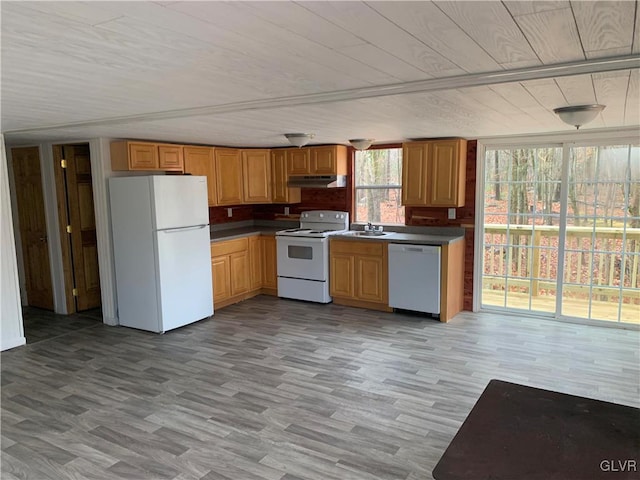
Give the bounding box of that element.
[2,296,639,480]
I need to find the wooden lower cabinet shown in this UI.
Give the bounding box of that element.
[249,236,262,291]
[330,254,355,298]
[211,234,278,310]
[230,251,249,295]
[261,235,278,294]
[329,239,391,312]
[356,256,386,302]
[211,255,231,304]
[440,240,465,323]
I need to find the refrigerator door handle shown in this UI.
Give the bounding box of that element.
[160,224,208,233]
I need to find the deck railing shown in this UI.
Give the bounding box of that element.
[483,224,640,302]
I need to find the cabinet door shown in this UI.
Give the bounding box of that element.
[230,251,249,295]
[158,145,184,171]
[272,150,301,204]
[288,148,311,175]
[212,256,231,304]
[261,236,278,289]
[330,254,355,298]
[215,149,243,205]
[402,142,429,205]
[184,147,216,206]
[129,143,159,170]
[355,255,386,303]
[428,140,465,207]
[242,149,271,203]
[311,146,336,174]
[248,236,262,290]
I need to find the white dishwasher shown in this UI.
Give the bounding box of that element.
[388,243,441,315]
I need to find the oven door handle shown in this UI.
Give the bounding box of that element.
[276,236,327,245]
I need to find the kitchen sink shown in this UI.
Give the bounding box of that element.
[343,231,393,237]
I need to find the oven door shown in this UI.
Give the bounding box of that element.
[276,236,328,281]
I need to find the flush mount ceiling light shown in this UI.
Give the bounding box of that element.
[349,139,375,150]
[553,104,605,129]
[284,133,314,148]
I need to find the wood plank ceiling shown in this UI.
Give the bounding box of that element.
[1,1,638,146]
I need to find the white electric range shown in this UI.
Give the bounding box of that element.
[276,210,349,303]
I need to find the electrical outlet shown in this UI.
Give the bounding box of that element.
[284,207,290,216]
[227,208,233,217]
[448,208,456,220]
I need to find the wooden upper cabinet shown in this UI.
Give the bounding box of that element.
[111,141,185,172]
[310,145,347,175]
[184,146,216,206]
[158,144,184,171]
[402,142,429,205]
[429,140,466,207]
[288,148,311,175]
[241,149,271,203]
[214,148,243,205]
[111,141,159,171]
[401,139,467,207]
[129,143,158,170]
[272,150,301,204]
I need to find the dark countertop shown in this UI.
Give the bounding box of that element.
[210,227,280,243]
[331,231,464,246]
[210,225,465,246]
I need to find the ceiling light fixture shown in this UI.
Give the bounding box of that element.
[284,133,314,148]
[553,104,605,129]
[349,139,375,151]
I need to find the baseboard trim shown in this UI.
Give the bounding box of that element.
[1,336,26,351]
[332,297,393,312]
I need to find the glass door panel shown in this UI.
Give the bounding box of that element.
[482,147,562,314]
[563,145,640,324]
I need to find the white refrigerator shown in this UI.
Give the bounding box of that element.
[109,175,213,333]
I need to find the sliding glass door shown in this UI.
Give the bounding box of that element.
[481,141,639,326]
[562,145,639,323]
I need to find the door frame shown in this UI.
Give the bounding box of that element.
[474,127,640,329]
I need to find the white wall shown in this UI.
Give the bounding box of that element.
[5,148,27,306]
[1,134,26,351]
[91,138,119,326]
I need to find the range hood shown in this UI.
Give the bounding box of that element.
[287,175,347,188]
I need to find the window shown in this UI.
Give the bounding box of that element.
[354,147,404,224]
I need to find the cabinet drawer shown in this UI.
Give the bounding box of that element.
[211,237,249,256]
[330,239,385,256]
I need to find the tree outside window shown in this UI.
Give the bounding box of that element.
[354,148,404,224]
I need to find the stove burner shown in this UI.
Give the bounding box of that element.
[284,228,311,233]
